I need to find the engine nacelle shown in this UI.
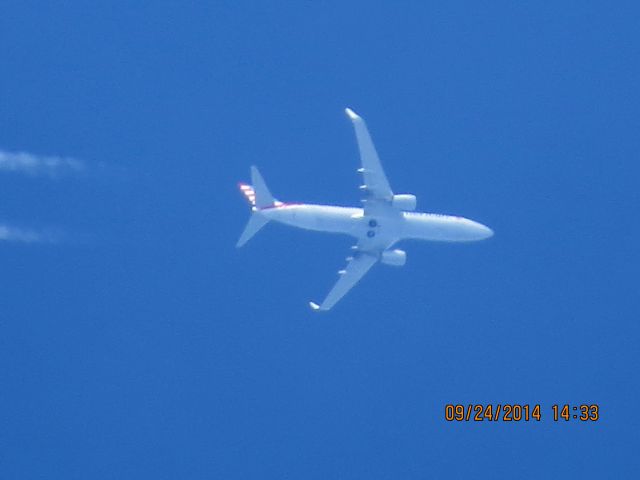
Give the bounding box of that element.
[391,194,417,211]
[381,249,407,267]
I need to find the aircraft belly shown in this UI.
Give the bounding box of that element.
[267,205,359,235]
[403,214,483,242]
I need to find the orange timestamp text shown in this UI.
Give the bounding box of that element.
[444,404,600,422]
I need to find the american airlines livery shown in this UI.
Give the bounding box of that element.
[237,108,493,311]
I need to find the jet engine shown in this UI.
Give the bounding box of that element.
[381,249,407,267]
[391,194,417,211]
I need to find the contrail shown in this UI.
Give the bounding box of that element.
[0,224,61,243]
[0,149,84,177]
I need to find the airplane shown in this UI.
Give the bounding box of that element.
[236,108,493,311]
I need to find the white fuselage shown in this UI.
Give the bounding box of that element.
[260,203,493,245]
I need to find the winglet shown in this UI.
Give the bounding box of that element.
[345,107,359,120]
[309,301,321,311]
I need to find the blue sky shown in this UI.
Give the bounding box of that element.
[1,1,639,478]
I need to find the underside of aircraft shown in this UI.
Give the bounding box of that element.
[237,108,493,311]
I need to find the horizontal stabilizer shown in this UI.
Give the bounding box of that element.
[236,213,269,248]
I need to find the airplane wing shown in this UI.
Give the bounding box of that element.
[308,109,401,311]
[309,251,378,311]
[345,108,394,205]
[309,233,398,311]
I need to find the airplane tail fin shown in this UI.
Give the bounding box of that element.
[252,166,276,208]
[236,166,276,247]
[238,166,277,209]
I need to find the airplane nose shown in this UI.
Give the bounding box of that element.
[467,220,493,240]
[479,223,494,239]
[460,219,494,241]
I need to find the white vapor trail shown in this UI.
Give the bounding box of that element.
[0,224,61,243]
[0,149,84,177]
